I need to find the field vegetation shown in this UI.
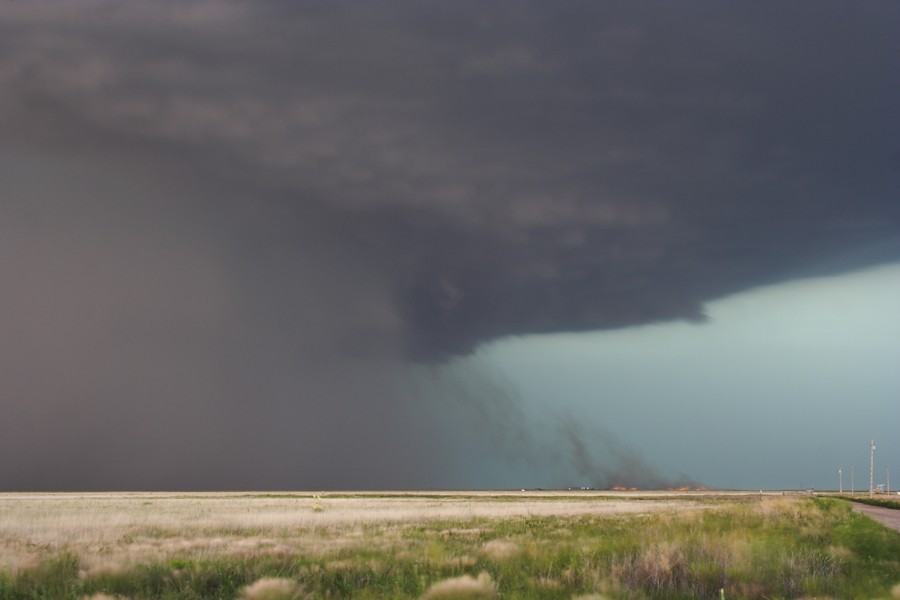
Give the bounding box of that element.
[841,495,900,511]
[1,491,899,599]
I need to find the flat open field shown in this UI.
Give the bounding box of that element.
[0,491,715,576]
[1,491,899,599]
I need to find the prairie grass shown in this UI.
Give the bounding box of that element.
[238,577,304,599]
[421,572,496,599]
[1,492,898,598]
[842,495,900,510]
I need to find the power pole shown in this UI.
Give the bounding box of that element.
[839,466,843,495]
[851,465,855,495]
[870,439,876,498]
[888,468,891,494]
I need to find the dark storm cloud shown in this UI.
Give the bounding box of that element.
[0,150,433,490]
[4,0,897,359]
[1,1,899,488]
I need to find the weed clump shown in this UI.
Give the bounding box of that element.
[421,572,496,599]
[238,577,304,600]
[479,539,520,561]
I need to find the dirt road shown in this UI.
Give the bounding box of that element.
[852,503,900,532]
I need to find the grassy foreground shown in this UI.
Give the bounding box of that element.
[1,493,899,599]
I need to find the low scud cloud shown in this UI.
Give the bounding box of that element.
[1,1,898,490]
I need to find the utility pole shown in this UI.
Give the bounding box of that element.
[888,468,891,494]
[839,466,843,494]
[851,465,855,495]
[870,439,876,498]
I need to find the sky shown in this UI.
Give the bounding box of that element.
[1,1,898,491]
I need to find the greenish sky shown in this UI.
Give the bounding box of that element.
[471,263,900,490]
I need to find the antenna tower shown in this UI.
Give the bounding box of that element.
[869,439,876,498]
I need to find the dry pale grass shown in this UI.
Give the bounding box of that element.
[0,490,769,572]
[421,571,496,599]
[479,539,521,561]
[238,577,304,600]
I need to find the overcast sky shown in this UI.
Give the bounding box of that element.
[2,1,898,490]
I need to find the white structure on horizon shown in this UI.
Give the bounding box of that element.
[869,439,876,498]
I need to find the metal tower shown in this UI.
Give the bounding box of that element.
[869,439,876,498]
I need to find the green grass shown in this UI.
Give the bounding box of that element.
[845,496,900,511]
[2,497,900,599]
